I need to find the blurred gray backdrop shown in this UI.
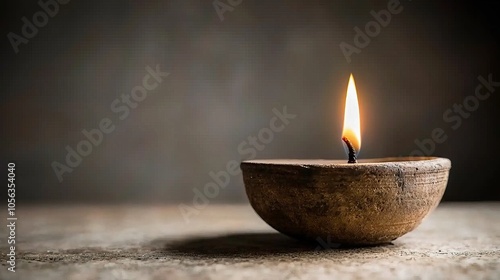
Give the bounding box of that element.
[1,0,499,203]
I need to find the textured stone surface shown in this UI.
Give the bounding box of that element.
[241,157,451,244]
[0,203,499,280]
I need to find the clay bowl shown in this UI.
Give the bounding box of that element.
[241,157,451,245]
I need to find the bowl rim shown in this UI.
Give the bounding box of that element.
[241,157,451,171]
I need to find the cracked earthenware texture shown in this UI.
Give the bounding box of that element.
[241,157,451,245]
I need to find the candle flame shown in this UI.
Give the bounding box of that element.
[342,73,361,153]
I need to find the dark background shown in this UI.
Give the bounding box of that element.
[1,0,499,203]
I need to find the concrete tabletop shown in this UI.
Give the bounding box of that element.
[1,203,499,280]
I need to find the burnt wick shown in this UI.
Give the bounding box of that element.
[342,136,357,164]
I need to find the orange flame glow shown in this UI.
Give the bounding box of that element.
[342,74,361,153]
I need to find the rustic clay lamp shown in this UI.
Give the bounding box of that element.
[241,74,451,245]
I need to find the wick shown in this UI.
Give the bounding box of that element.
[342,136,357,164]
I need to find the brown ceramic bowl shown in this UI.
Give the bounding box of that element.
[241,157,451,245]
